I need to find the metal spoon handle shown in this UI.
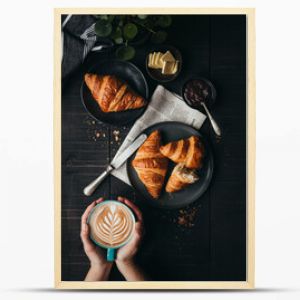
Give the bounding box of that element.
[201,102,222,137]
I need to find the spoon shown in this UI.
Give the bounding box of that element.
[200,101,221,137]
[182,77,222,137]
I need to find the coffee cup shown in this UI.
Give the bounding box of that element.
[88,200,135,262]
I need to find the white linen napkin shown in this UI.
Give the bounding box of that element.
[111,85,206,185]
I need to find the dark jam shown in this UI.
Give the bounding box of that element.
[183,79,212,109]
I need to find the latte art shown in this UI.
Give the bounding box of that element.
[89,202,135,247]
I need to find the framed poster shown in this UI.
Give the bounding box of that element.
[54,7,255,289]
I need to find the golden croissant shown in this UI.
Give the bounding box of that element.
[160,136,204,169]
[166,163,199,193]
[132,130,168,199]
[84,74,146,112]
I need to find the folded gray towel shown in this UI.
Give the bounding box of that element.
[61,15,113,82]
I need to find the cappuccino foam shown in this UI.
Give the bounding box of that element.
[89,202,134,247]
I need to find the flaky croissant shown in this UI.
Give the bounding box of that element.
[160,136,204,169]
[84,74,146,113]
[132,130,168,199]
[166,163,199,193]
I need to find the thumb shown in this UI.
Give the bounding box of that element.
[135,222,143,244]
[135,222,144,238]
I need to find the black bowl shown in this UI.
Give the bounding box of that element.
[145,45,182,83]
[81,60,149,126]
[181,77,217,112]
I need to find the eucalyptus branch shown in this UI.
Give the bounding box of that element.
[132,20,156,34]
[94,14,171,60]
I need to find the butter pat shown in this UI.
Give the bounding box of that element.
[162,60,175,75]
[172,61,178,74]
[154,52,164,68]
[161,50,175,62]
[148,52,164,69]
[148,50,179,75]
[148,53,153,68]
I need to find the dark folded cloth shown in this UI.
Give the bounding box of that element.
[62,15,114,85]
[61,15,96,81]
[62,14,95,38]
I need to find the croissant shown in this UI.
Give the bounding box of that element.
[84,74,146,113]
[132,130,168,199]
[166,163,199,193]
[160,136,204,169]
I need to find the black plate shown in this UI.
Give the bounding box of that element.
[81,60,149,126]
[127,122,214,209]
[145,45,182,83]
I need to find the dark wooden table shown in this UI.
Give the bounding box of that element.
[61,15,246,281]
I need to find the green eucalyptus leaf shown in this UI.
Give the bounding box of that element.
[95,20,112,37]
[123,23,138,40]
[116,45,135,60]
[151,30,167,43]
[114,37,123,44]
[137,15,147,20]
[156,15,172,28]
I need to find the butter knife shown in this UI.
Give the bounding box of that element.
[83,133,147,196]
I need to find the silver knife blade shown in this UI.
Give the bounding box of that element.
[111,134,147,169]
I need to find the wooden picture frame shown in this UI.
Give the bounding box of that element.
[54,7,255,289]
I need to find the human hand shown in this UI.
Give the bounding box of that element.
[80,197,109,268]
[115,196,144,266]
